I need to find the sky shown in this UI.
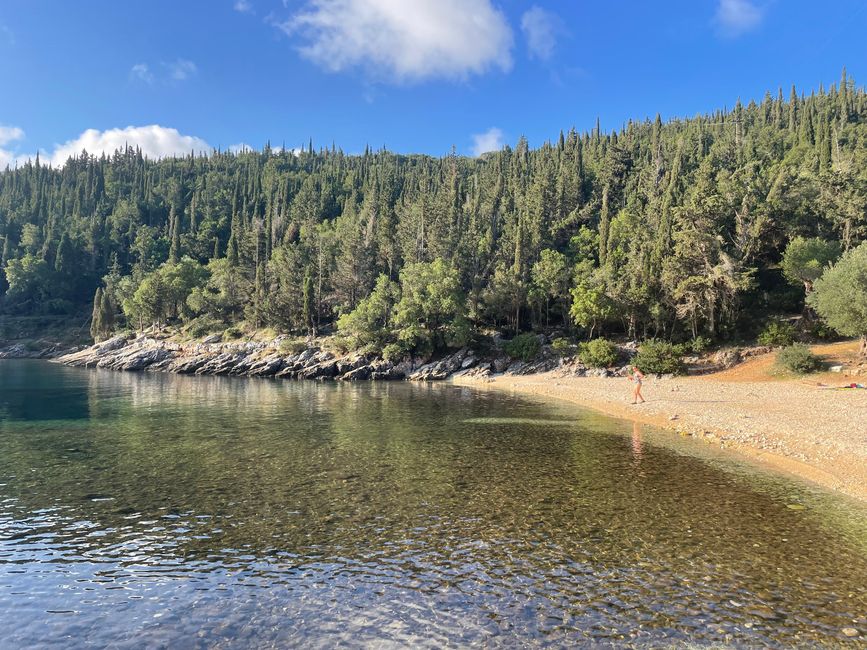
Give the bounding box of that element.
[1,0,866,167]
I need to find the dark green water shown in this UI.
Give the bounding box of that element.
[0,360,865,648]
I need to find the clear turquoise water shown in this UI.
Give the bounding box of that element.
[0,360,865,647]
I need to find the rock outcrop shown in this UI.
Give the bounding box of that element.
[50,333,681,384]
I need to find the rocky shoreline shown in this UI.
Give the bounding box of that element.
[5,333,864,501]
[44,333,576,382]
[0,332,778,383]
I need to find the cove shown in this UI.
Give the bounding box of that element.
[0,360,865,647]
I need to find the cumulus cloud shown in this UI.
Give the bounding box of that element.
[471,127,505,157]
[714,0,763,37]
[234,0,253,12]
[278,0,514,82]
[520,6,560,61]
[130,63,154,84]
[2,125,212,169]
[0,125,26,168]
[50,125,210,165]
[0,125,25,147]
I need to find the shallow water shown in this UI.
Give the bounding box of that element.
[0,360,865,648]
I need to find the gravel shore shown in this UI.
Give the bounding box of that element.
[453,353,867,503]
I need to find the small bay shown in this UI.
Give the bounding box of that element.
[0,360,864,647]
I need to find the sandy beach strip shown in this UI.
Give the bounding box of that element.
[452,354,867,503]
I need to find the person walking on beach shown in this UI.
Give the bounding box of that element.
[629,366,645,404]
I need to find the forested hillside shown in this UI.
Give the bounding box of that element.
[2,71,865,355]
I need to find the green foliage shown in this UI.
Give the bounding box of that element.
[120,257,207,329]
[184,315,223,339]
[757,321,796,347]
[1,74,866,353]
[688,336,711,354]
[569,263,612,337]
[224,325,244,340]
[781,237,841,290]
[551,337,574,356]
[578,338,619,368]
[504,333,542,362]
[186,258,251,323]
[632,340,686,375]
[3,254,53,311]
[775,344,822,374]
[278,338,308,355]
[393,259,467,352]
[531,249,569,325]
[90,287,115,342]
[805,320,837,341]
[569,226,598,263]
[382,341,411,362]
[337,274,399,350]
[808,242,867,347]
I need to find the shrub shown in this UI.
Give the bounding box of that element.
[632,340,685,375]
[278,338,308,355]
[775,344,822,374]
[325,335,352,355]
[43,298,75,315]
[184,315,222,339]
[224,325,244,340]
[504,333,542,362]
[689,336,711,354]
[578,338,619,368]
[467,332,497,357]
[382,341,411,362]
[551,337,575,357]
[806,320,837,341]
[757,321,796,347]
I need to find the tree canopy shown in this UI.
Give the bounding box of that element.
[1,71,866,352]
[808,242,867,355]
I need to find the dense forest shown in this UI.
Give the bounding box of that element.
[2,70,866,357]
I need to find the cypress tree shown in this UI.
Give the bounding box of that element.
[101,290,115,337]
[90,287,104,342]
[302,267,315,336]
[55,232,73,273]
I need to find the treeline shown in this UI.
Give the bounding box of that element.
[2,70,866,355]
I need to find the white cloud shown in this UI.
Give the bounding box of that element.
[278,0,513,82]
[520,6,560,61]
[0,125,25,147]
[234,0,253,13]
[228,142,253,153]
[166,58,197,81]
[1,125,212,169]
[471,127,505,157]
[131,59,197,84]
[0,125,26,168]
[130,63,154,84]
[49,125,210,166]
[714,0,763,37]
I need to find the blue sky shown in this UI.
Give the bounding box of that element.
[1,0,866,166]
